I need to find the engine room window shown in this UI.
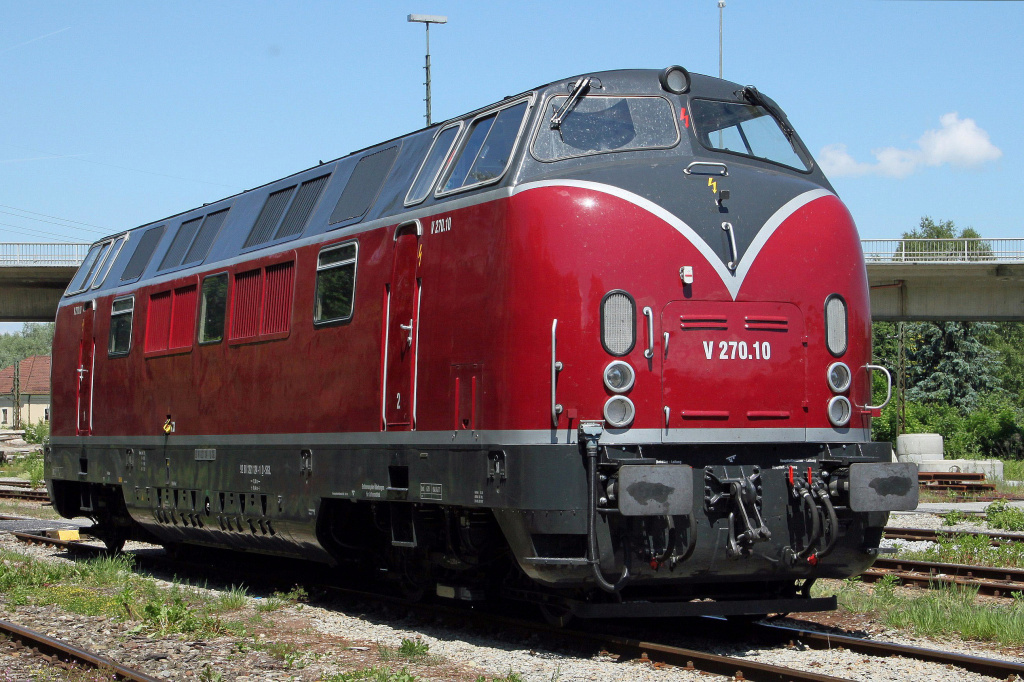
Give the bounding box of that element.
[690,99,810,171]
[198,273,228,344]
[439,99,529,194]
[315,242,358,324]
[108,296,134,357]
[533,96,679,161]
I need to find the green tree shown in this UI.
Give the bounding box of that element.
[0,322,54,370]
[905,321,1002,410]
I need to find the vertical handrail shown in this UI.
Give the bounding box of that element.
[551,319,563,426]
[643,307,654,359]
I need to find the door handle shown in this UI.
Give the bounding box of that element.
[399,319,413,346]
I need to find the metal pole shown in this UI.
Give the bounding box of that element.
[408,14,447,127]
[718,0,725,79]
[717,0,725,149]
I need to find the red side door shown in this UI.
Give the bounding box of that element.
[383,228,421,430]
[76,302,95,435]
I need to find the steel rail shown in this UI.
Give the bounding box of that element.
[754,621,1024,680]
[0,489,50,502]
[864,557,1024,597]
[0,618,162,682]
[885,526,1024,545]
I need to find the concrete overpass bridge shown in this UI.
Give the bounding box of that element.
[2,239,1024,322]
[0,243,90,322]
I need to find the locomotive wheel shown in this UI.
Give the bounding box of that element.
[100,531,126,554]
[538,602,574,628]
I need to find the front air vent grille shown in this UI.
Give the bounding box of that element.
[679,315,728,330]
[825,294,848,356]
[601,290,636,356]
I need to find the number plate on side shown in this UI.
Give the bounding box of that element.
[618,465,693,516]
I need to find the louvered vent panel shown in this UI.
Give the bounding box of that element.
[245,188,295,248]
[146,291,172,352]
[275,175,329,239]
[329,146,399,224]
[230,269,262,340]
[121,225,165,281]
[183,210,229,265]
[601,293,635,356]
[261,262,294,335]
[169,285,198,349]
[158,218,202,271]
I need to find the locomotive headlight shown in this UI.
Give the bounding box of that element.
[827,395,852,427]
[604,396,635,428]
[827,362,852,393]
[603,361,635,393]
[825,294,848,356]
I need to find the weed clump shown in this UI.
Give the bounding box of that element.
[986,499,1024,531]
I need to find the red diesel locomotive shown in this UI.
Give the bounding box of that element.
[46,67,917,619]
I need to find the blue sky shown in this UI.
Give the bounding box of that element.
[1,1,1021,330]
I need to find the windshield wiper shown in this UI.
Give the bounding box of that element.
[550,76,592,129]
[742,86,795,139]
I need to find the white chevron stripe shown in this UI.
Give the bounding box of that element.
[512,179,833,300]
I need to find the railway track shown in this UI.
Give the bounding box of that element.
[0,488,50,503]
[10,529,1024,682]
[885,525,1024,545]
[863,557,1024,597]
[0,618,161,682]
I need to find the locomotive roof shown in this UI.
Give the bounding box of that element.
[65,67,820,301]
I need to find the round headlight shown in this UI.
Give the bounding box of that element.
[827,396,852,427]
[827,362,852,393]
[659,65,691,94]
[604,396,635,428]
[603,361,635,393]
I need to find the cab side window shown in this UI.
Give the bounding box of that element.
[108,296,134,356]
[314,242,358,324]
[199,273,228,344]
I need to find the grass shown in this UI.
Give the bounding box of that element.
[0,548,307,639]
[820,577,1024,646]
[986,499,1024,531]
[0,451,44,487]
[323,668,418,682]
[894,532,1024,568]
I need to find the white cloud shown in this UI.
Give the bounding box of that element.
[819,113,1001,178]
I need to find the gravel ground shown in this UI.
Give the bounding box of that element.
[0,508,1021,681]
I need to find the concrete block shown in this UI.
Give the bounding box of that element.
[896,433,944,460]
[916,459,1003,481]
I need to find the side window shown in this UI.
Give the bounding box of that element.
[405,124,461,206]
[314,242,358,324]
[198,273,228,344]
[439,99,529,195]
[108,296,134,356]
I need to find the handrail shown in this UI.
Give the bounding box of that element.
[551,319,563,427]
[864,364,892,411]
[862,238,1024,264]
[0,242,91,267]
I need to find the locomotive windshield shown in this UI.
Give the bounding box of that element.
[533,96,679,161]
[690,99,810,171]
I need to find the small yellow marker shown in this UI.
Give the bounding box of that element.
[47,529,80,541]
